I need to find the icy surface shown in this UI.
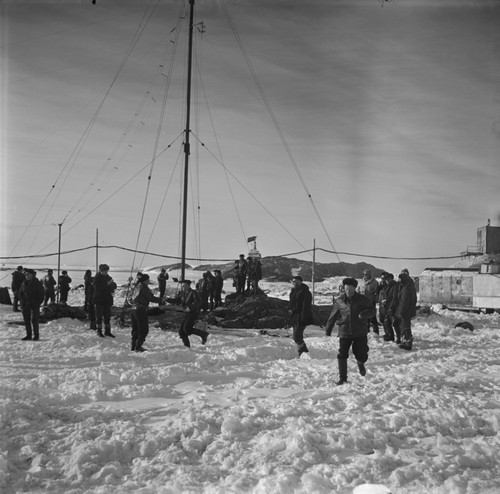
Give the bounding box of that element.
[1,280,499,493]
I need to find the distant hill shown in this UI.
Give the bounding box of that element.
[154,256,385,282]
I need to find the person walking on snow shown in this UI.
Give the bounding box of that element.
[325,277,375,385]
[166,280,208,348]
[129,273,163,352]
[288,275,313,357]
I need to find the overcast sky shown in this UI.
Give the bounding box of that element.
[1,0,499,277]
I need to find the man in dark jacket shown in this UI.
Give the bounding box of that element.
[288,275,313,357]
[18,268,45,341]
[42,269,57,306]
[129,273,163,352]
[378,272,400,342]
[58,270,72,305]
[157,268,169,299]
[395,271,417,350]
[11,265,25,312]
[325,277,375,385]
[93,264,117,338]
[213,270,224,308]
[166,280,208,347]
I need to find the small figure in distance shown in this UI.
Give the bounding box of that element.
[11,265,25,312]
[157,268,169,300]
[93,264,117,338]
[42,269,57,306]
[288,275,313,357]
[58,270,72,306]
[18,268,45,341]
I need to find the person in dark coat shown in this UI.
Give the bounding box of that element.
[18,268,45,341]
[11,265,25,312]
[288,275,313,357]
[93,264,117,338]
[86,273,96,331]
[198,271,215,312]
[248,257,262,294]
[42,269,57,306]
[378,272,400,342]
[213,270,224,308]
[166,280,208,347]
[358,269,379,334]
[234,254,248,294]
[129,273,163,352]
[58,270,72,305]
[325,277,376,385]
[84,269,93,312]
[395,271,417,350]
[157,268,169,299]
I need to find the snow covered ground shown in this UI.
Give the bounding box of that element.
[1,278,500,494]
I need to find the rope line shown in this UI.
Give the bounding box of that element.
[0,244,464,263]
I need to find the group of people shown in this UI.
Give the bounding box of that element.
[288,268,417,386]
[11,265,73,312]
[233,254,262,295]
[11,262,418,386]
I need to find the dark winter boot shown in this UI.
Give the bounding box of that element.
[357,360,366,376]
[97,326,105,338]
[201,332,209,345]
[89,321,96,331]
[131,340,137,351]
[298,343,309,357]
[21,335,32,341]
[336,358,348,385]
[104,324,115,338]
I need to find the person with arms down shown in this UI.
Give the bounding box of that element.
[212,270,224,308]
[395,270,417,350]
[42,269,57,306]
[166,280,208,347]
[358,269,379,334]
[157,268,169,300]
[58,270,72,306]
[288,275,313,357]
[18,268,45,341]
[11,265,25,312]
[93,264,117,338]
[378,272,400,343]
[325,277,376,385]
[129,273,163,352]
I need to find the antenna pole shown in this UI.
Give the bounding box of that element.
[56,223,62,304]
[312,239,316,305]
[181,0,195,282]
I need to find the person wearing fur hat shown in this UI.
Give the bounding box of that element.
[129,273,163,352]
[93,264,117,338]
[288,275,313,357]
[325,277,376,385]
[166,280,208,347]
[18,269,45,341]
